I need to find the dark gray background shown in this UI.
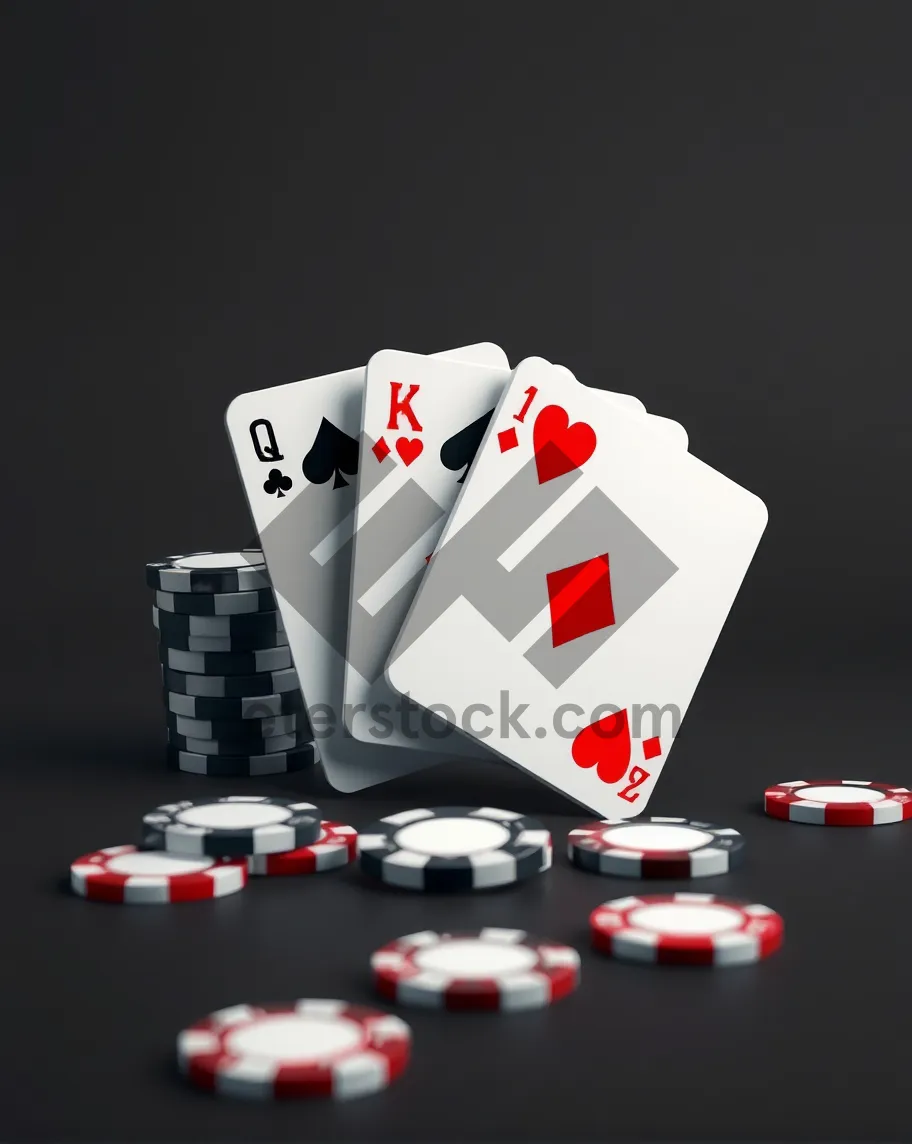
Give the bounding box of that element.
[3,2,910,1141]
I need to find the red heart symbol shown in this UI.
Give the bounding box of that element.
[395,437,423,466]
[571,709,631,785]
[533,405,596,483]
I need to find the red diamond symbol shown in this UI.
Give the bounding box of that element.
[498,427,518,452]
[372,437,391,463]
[642,736,662,760]
[546,553,615,648]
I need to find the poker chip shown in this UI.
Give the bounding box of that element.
[567,816,745,878]
[358,806,551,891]
[167,729,309,757]
[247,821,357,875]
[764,780,912,826]
[165,688,305,721]
[146,551,270,594]
[147,552,298,780]
[371,928,580,1011]
[166,742,318,776]
[157,629,288,653]
[143,796,323,856]
[177,999,411,1100]
[153,605,285,639]
[166,711,302,741]
[70,845,247,904]
[590,892,784,967]
[162,664,300,698]
[160,645,293,676]
[155,586,276,615]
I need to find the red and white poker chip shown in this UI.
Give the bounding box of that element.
[70,845,247,904]
[177,999,411,1100]
[764,780,912,826]
[246,821,358,876]
[371,928,580,1011]
[590,892,784,967]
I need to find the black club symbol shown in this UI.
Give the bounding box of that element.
[263,468,293,498]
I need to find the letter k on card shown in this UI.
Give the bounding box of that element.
[387,357,768,818]
[372,381,424,467]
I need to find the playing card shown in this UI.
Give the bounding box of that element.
[344,350,687,754]
[224,343,509,792]
[386,358,767,817]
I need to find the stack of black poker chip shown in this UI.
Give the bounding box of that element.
[145,550,317,776]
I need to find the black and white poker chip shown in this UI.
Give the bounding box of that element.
[152,605,284,639]
[166,742,318,776]
[167,728,311,757]
[164,688,305,721]
[358,807,551,891]
[162,664,300,698]
[155,629,288,654]
[155,586,276,616]
[159,645,293,676]
[156,629,288,654]
[145,551,270,594]
[166,711,303,741]
[142,796,323,856]
[567,816,745,879]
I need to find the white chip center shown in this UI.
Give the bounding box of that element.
[393,817,511,857]
[414,939,539,978]
[177,803,290,829]
[799,785,885,804]
[108,852,212,876]
[629,902,744,936]
[175,551,263,571]
[226,1014,362,1062]
[602,823,713,852]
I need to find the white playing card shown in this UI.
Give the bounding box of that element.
[344,350,687,754]
[224,342,509,792]
[386,358,767,817]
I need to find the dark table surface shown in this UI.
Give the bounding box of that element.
[7,3,912,1139]
[4,663,908,1144]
